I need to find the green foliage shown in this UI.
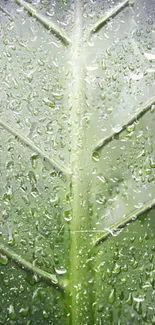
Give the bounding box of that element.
[0,0,155,324]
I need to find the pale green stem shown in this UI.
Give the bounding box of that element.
[68,0,95,323]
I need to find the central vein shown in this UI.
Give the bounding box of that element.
[68,1,94,324]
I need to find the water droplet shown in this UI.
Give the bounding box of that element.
[31,154,39,169]
[102,62,106,70]
[31,186,39,198]
[3,39,9,45]
[121,278,126,284]
[127,124,135,133]
[107,268,112,277]
[8,304,16,320]
[127,292,133,306]
[100,94,106,100]
[92,151,100,162]
[43,310,49,319]
[49,195,58,207]
[138,236,143,243]
[27,73,33,82]
[0,254,8,265]
[64,210,72,222]
[136,30,141,37]
[150,159,155,168]
[28,171,37,182]
[144,232,149,240]
[132,260,138,269]
[6,160,14,169]
[128,65,135,71]
[134,301,142,314]
[96,194,106,205]
[46,121,53,134]
[38,59,45,66]
[123,264,128,272]
[43,98,55,108]
[113,263,121,275]
[25,273,38,286]
[145,168,151,175]
[148,175,154,183]
[19,307,29,317]
[3,278,9,286]
[2,210,9,220]
[151,245,155,252]
[55,266,67,275]
[3,187,13,201]
[108,288,116,304]
[148,19,153,25]
[52,92,63,100]
[8,236,15,246]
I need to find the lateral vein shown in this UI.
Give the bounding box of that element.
[0,243,64,292]
[93,96,155,153]
[94,197,155,246]
[0,5,14,20]
[0,118,71,176]
[15,0,71,46]
[89,0,129,36]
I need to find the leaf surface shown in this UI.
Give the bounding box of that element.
[0,0,155,324]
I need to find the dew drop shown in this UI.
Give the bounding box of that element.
[148,19,153,25]
[49,195,58,207]
[31,154,39,169]
[2,210,9,220]
[64,210,72,222]
[148,175,154,183]
[6,160,14,169]
[100,94,106,100]
[127,124,135,133]
[127,292,133,306]
[19,307,29,317]
[43,97,55,108]
[52,92,63,100]
[108,288,116,304]
[0,254,8,265]
[134,301,142,315]
[150,159,155,168]
[132,260,138,269]
[43,310,49,319]
[136,30,141,36]
[8,304,16,320]
[46,121,53,134]
[113,263,121,275]
[92,151,100,162]
[55,266,67,275]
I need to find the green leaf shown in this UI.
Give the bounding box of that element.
[0,0,155,324]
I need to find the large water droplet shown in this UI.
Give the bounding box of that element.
[19,307,29,317]
[92,151,100,162]
[43,97,55,108]
[52,92,63,100]
[8,304,16,320]
[64,210,72,222]
[108,288,116,304]
[55,266,67,275]
[127,292,133,306]
[0,254,8,265]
